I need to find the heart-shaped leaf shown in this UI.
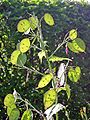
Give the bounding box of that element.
[67,42,79,53]
[44,89,56,109]
[68,66,81,82]
[21,109,33,120]
[37,73,53,89]
[72,38,86,52]
[69,29,77,40]
[20,38,30,53]
[17,19,30,32]
[4,94,15,107]
[44,13,54,26]
[11,50,21,65]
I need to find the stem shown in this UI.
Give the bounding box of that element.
[38,23,59,120]
[23,66,44,76]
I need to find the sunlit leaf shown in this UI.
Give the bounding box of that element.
[4,94,15,107]
[9,108,20,120]
[17,19,30,32]
[11,50,21,65]
[65,84,71,99]
[68,66,81,82]
[69,29,77,40]
[7,104,16,116]
[67,42,79,53]
[0,40,4,50]
[49,56,72,62]
[29,16,38,30]
[44,13,54,26]
[20,38,30,53]
[44,89,56,109]
[37,73,53,89]
[21,109,33,120]
[38,50,46,63]
[72,38,86,52]
[17,53,27,67]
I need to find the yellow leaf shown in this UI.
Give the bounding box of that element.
[11,50,20,65]
[17,19,30,32]
[37,73,53,89]
[44,13,54,26]
[44,89,56,109]
[20,38,30,53]
[69,29,77,40]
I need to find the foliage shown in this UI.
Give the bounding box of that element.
[0,0,90,120]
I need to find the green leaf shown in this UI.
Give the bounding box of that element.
[44,89,56,109]
[68,66,81,82]
[65,84,71,99]
[17,19,30,32]
[4,94,15,107]
[17,53,27,67]
[37,73,53,89]
[29,16,38,30]
[67,42,79,53]
[49,56,72,62]
[38,50,46,63]
[9,108,20,120]
[7,104,16,116]
[20,38,30,53]
[69,29,77,40]
[11,50,21,65]
[21,109,33,120]
[44,13,54,26]
[72,38,86,52]
[0,40,4,50]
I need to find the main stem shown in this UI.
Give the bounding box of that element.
[38,25,58,120]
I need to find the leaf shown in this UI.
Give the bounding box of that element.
[29,16,38,30]
[44,89,56,109]
[11,50,21,65]
[44,13,54,26]
[38,50,46,63]
[9,108,20,120]
[7,104,16,116]
[68,66,81,82]
[45,103,65,120]
[20,38,30,53]
[17,19,30,32]
[21,109,33,120]
[72,38,86,52]
[37,73,53,89]
[49,56,72,62]
[17,53,27,67]
[67,42,79,53]
[4,94,15,107]
[65,84,71,99]
[0,40,4,50]
[69,29,77,40]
